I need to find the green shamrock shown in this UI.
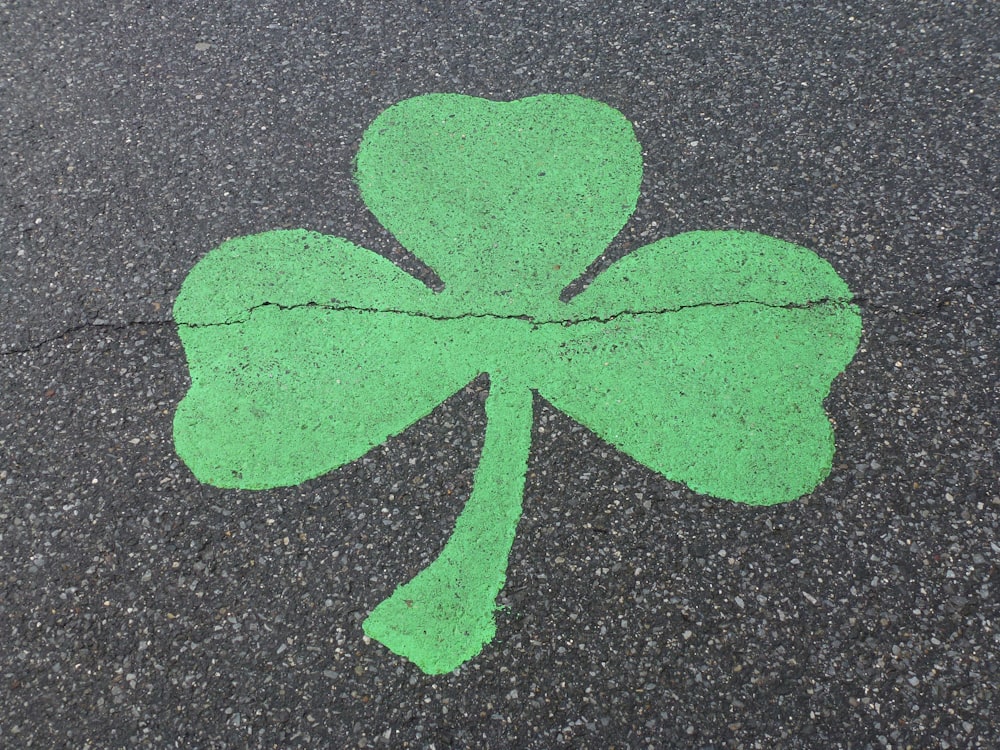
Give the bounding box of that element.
[173,94,861,674]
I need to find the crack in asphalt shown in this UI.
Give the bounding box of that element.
[1,319,175,356]
[175,296,859,329]
[2,296,867,355]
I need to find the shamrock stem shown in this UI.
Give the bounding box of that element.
[362,374,534,674]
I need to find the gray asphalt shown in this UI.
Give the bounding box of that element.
[2,1,998,747]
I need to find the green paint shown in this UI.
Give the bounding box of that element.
[362,374,532,674]
[355,94,641,318]
[173,94,862,674]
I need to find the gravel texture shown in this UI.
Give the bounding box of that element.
[1,1,997,747]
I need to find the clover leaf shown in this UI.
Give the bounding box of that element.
[173,94,861,674]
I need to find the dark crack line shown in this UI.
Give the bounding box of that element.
[0,319,174,356]
[176,296,861,329]
[3,295,903,354]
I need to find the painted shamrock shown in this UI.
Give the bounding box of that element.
[173,94,861,674]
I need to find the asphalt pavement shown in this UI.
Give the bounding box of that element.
[1,1,998,747]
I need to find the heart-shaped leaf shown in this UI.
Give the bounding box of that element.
[537,231,862,504]
[356,94,642,316]
[174,229,479,488]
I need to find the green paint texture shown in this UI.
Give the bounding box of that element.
[173,94,862,674]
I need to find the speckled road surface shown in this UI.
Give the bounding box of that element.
[1,2,997,747]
